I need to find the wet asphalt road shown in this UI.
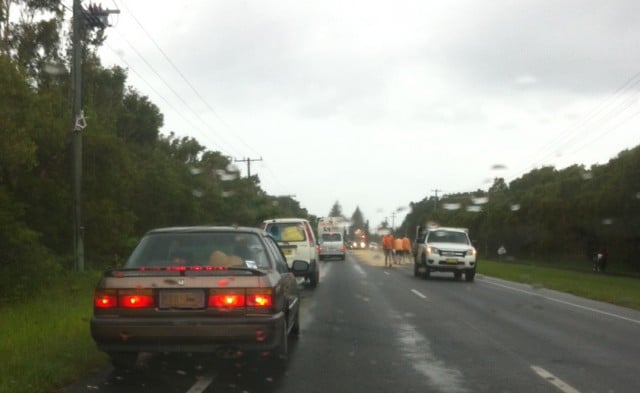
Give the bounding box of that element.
[63,250,640,393]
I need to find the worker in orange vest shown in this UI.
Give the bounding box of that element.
[402,236,412,263]
[382,233,395,268]
[393,237,404,264]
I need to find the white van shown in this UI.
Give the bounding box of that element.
[263,218,320,287]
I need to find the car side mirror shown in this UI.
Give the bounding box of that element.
[291,260,310,276]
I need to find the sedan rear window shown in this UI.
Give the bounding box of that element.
[321,233,342,242]
[126,232,271,269]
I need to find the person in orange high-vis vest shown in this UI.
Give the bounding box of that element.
[382,233,394,268]
[393,237,404,264]
[402,236,411,263]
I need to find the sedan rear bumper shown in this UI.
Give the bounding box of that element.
[90,312,285,353]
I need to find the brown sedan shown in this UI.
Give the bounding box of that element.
[90,226,309,369]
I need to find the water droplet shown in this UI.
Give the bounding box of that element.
[602,218,613,225]
[443,203,461,211]
[510,204,521,211]
[466,205,482,212]
[472,197,489,205]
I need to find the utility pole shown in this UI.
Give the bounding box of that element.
[71,1,119,271]
[431,188,442,212]
[390,211,396,232]
[234,157,263,177]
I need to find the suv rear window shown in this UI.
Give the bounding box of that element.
[265,223,307,242]
[321,233,342,242]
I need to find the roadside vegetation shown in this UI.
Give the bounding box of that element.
[479,259,640,310]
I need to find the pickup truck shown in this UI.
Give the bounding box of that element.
[413,226,477,281]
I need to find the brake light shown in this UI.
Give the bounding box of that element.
[119,289,154,308]
[247,288,273,308]
[339,245,346,252]
[94,289,117,308]
[208,289,245,308]
[94,289,154,308]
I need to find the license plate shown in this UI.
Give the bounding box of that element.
[160,290,205,309]
[446,258,458,264]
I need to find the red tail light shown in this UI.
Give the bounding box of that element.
[247,288,273,308]
[94,289,117,308]
[94,289,154,308]
[120,289,154,308]
[208,289,245,308]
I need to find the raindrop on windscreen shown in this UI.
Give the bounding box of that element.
[192,189,204,198]
[221,191,235,198]
[443,203,461,211]
[466,205,482,212]
[226,163,240,173]
[271,200,279,206]
[189,167,202,175]
[491,164,507,170]
[636,192,640,199]
[602,218,614,225]
[581,171,593,180]
[510,204,521,211]
[44,63,66,75]
[472,196,489,205]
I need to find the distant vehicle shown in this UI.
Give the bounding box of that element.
[413,226,477,281]
[263,218,320,287]
[368,241,379,250]
[90,226,310,369]
[318,231,346,261]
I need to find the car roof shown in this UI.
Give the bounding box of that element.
[263,218,310,224]
[146,226,265,235]
[429,227,469,234]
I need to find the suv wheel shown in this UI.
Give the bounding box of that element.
[421,254,431,279]
[413,262,419,277]
[465,268,476,282]
[454,271,462,280]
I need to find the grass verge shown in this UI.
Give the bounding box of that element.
[0,271,108,393]
[479,259,640,310]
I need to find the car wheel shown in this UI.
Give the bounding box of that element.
[413,263,419,277]
[454,271,462,280]
[308,263,319,287]
[465,268,476,282]
[274,318,289,361]
[108,352,138,370]
[421,255,431,279]
[291,308,300,337]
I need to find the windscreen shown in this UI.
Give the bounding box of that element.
[428,230,469,245]
[126,232,271,269]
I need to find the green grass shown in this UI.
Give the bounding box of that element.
[479,259,640,310]
[0,271,108,393]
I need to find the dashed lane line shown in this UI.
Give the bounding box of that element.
[531,366,581,393]
[185,374,215,393]
[411,289,428,300]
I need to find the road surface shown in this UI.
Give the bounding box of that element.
[63,250,640,393]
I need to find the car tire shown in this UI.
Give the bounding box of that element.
[454,271,462,280]
[291,309,300,337]
[465,268,476,282]
[274,318,289,361]
[308,262,319,287]
[108,352,138,370]
[421,255,431,279]
[413,263,419,277]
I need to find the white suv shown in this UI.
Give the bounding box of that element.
[413,226,477,281]
[263,218,320,287]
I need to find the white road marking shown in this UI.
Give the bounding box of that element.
[396,322,468,393]
[531,366,581,393]
[185,375,215,393]
[383,271,391,276]
[480,277,640,326]
[351,260,367,276]
[411,289,428,299]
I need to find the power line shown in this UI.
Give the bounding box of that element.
[115,0,262,158]
[234,157,263,178]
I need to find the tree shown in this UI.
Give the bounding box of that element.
[329,201,343,217]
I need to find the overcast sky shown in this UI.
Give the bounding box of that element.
[97,0,640,230]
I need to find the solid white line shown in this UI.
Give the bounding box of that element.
[531,366,581,393]
[384,271,391,275]
[185,375,215,393]
[480,278,640,326]
[411,289,428,299]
